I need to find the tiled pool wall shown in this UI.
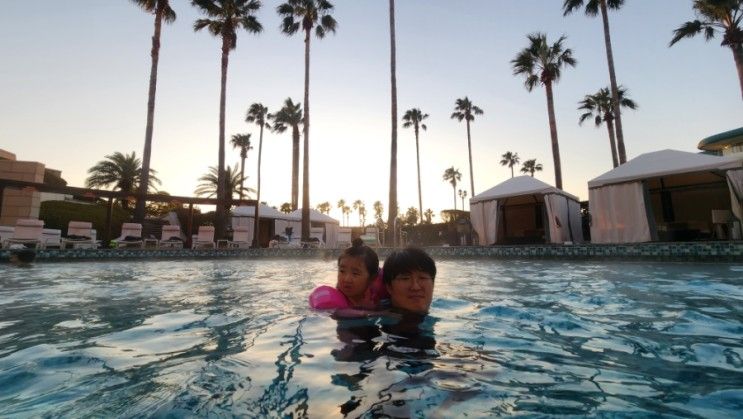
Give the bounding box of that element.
[1,242,742,263]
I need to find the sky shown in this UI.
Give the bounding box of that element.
[1,0,740,225]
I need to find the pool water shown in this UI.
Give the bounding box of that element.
[0,259,742,417]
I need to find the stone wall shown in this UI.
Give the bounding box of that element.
[0,154,45,226]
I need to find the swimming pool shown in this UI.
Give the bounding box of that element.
[0,259,741,417]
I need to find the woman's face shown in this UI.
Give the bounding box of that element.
[337,256,371,301]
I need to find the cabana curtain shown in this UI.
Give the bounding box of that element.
[470,200,499,245]
[727,169,743,223]
[589,182,652,243]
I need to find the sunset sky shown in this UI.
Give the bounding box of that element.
[1,1,740,224]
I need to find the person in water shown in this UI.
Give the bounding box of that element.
[382,247,436,314]
[309,238,387,310]
[8,248,36,267]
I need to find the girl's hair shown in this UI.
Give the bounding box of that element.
[338,238,379,279]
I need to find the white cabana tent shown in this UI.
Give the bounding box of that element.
[232,204,300,246]
[290,209,340,248]
[470,176,584,245]
[588,149,743,243]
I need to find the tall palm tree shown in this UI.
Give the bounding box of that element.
[277,0,337,241]
[512,33,577,190]
[316,201,331,214]
[194,164,254,199]
[342,205,351,226]
[373,200,384,223]
[458,189,468,210]
[423,208,434,224]
[337,199,346,226]
[246,102,270,247]
[132,0,176,222]
[402,108,428,223]
[451,97,484,197]
[563,0,629,164]
[86,152,161,210]
[193,0,262,239]
[520,159,544,177]
[500,151,521,177]
[230,133,253,200]
[268,97,303,210]
[352,200,365,226]
[578,86,637,168]
[387,0,399,245]
[670,0,743,100]
[442,167,462,210]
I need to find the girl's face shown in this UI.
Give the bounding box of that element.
[337,256,371,302]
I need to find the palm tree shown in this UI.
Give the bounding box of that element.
[402,108,428,223]
[230,133,253,199]
[194,164,254,199]
[132,0,176,222]
[277,0,337,241]
[520,159,544,177]
[458,189,468,210]
[563,0,629,164]
[268,97,303,210]
[193,0,262,239]
[373,200,384,223]
[316,201,331,214]
[342,205,351,226]
[86,152,161,210]
[423,208,434,224]
[578,86,637,168]
[442,167,462,210]
[246,102,270,247]
[670,0,743,100]
[450,97,483,197]
[500,151,521,177]
[512,33,577,190]
[280,202,293,213]
[337,199,346,226]
[387,0,399,245]
[353,200,365,226]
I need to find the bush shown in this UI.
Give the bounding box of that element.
[40,200,131,240]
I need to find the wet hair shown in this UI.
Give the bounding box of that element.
[382,247,436,285]
[11,248,36,264]
[338,238,379,280]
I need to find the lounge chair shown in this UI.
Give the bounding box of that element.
[336,227,352,249]
[229,226,251,248]
[2,219,45,249]
[61,221,98,249]
[193,226,215,249]
[112,223,144,248]
[302,227,325,248]
[42,229,62,249]
[158,225,184,248]
[360,227,380,247]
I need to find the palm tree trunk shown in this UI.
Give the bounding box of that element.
[544,81,563,190]
[215,37,230,240]
[466,119,475,197]
[510,166,514,178]
[452,184,457,210]
[252,124,263,247]
[291,125,299,210]
[605,117,619,168]
[600,0,626,164]
[239,153,245,200]
[414,125,422,224]
[134,3,164,223]
[387,0,399,246]
[301,28,311,241]
[731,44,743,101]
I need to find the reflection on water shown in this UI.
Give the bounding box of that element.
[0,259,742,416]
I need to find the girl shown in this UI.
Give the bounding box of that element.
[309,238,387,310]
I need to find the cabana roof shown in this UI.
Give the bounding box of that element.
[588,149,743,189]
[470,175,579,204]
[290,208,339,225]
[233,204,298,221]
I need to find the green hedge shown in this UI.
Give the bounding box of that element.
[40,200,131,239]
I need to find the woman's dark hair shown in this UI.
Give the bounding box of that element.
[382,247,436,285]
[338,238,379,280]
[11,248,36,264]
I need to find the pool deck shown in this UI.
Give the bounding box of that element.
[1,241,742,262]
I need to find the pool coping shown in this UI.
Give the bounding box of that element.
[1,241,742,263]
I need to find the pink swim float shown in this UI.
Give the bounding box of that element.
[308,285,350,309]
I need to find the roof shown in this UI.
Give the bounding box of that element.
[232,204,298,220]
[290,208,339,225]
[470,175,579,204]
[588,149,743,188]
[698,127,743,151]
